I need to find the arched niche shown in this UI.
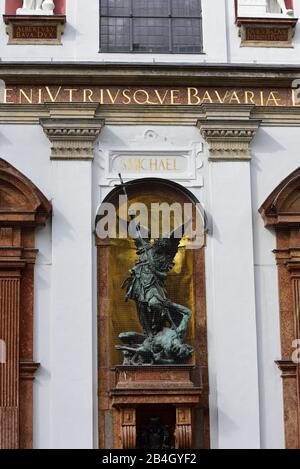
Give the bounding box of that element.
[260,167,300,449]
[0,159,52,449]
[96,178,209,450]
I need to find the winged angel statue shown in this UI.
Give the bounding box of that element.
[116,217,194,366]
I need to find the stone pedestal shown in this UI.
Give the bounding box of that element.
[111,366,202,449]
[16,9,53,16]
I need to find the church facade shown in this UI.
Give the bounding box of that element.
[0,0,300,450]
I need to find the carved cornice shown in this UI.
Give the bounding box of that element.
[197,105,261,161]
[273,248,300,277]
[19,362,40,381]
[0,104,300,126]
[40,104,104,160]
[40,118,104,160]
[276,360,298,378]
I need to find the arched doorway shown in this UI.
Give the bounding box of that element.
[96,178,210,449]
[0,159,51,449]
[260,167,300,449]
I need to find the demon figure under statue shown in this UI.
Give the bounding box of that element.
[116,220,194,366]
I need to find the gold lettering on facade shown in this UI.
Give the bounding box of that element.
[19,89,33,104]
[215,90,230,104]
[83,89,94,103]
[154,90,169,105]
[4,89,14,104]
[245,90,255,104]
[122,89,131,105]
[188,87,201,105]
[229,91,241,104]
[202,91,213,104]
[65,89,78,102]
[106,89,120,104]
[0,86,293,106]
[45,86,62,103]
[266,91,281,106]
[170,90,180,105]
[118,158,178,172]
[133,90,155,105]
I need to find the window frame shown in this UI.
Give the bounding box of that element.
[99,0,203,54]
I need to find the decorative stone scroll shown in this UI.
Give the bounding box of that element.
[260,167,300,449]
[0,159,51,449]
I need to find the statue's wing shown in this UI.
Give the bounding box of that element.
[153,220,191,262]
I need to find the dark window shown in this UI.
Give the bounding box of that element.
[99,0,203,53]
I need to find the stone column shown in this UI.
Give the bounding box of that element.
[275,245,300,448]
[121,408,136,449]
[198,105,261,449]
[175,407,192,449]
[0,268,21,449]
[40,103,104,449]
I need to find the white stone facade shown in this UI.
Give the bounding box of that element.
[1,0,300,450]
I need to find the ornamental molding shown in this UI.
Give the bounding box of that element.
[40,104,104,160]
[198,105,261,161]
[275,360,297,378]
[0,104,300,126]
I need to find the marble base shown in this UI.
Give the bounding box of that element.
[16,9,53,16]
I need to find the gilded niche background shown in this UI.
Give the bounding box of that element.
[97,179,209,449]
[108,190,195,367]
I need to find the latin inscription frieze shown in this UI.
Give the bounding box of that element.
[1,86,298,107]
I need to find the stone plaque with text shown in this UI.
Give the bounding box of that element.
[3,15,66,45]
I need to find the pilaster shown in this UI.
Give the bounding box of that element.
[198,104,261,449]
[40,103,104,448]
